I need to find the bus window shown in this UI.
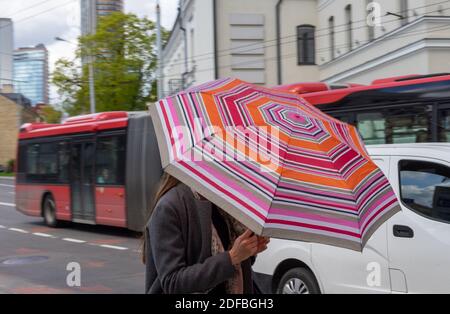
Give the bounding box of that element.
[440,109,450,142]
[26,144,40,175]
[17,145,27,183]
[387,106,431,144]
[333,113,353,124]
[26,142,58,180]
[356,112,386,145]
[355,105,432,144]
[24,141,69,183]
[58,142,70,182]
[96,135,126,186]
[39,143,59,175]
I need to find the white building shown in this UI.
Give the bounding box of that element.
[162,0,216,95]
[0,18,14,92]
[161,0,450,95]
[318,0,450,84]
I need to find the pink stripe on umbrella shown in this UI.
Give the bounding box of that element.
[270,207,360,229]
[266,218,361,239]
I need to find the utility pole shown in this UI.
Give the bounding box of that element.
[178,0,189,89]
[88,56,96,113]
[156,0,164,100]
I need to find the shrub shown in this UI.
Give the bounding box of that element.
[7,159,15,173]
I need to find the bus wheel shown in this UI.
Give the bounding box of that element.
[43,195,59,228]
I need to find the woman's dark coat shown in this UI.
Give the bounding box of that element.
[145,183,254,294]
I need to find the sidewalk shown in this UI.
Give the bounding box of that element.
[0,176,15,180]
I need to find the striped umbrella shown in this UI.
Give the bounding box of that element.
[149,78,400,251]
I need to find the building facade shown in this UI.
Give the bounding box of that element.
[317,0,450,84]
[162,0,318,95]
[81,0,124,35]
[0,93,39,167]
[162,0,450,95]
[0,18,14,92]
[13,44,49,105]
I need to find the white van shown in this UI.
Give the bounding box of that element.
[253,143,450,294]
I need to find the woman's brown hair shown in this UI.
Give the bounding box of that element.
[141,172,180,264]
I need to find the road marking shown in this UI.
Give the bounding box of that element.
[33,232,56,238]
[62,238,86,244]
[1,224,132,252]
[0,202,15,207]
[0,184,14,188]
[100,244,128,251]
[8,228,28,234]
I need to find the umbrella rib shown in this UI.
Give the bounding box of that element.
[263,122,294,229]
[176,92,225,160]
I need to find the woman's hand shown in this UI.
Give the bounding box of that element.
[229,229,258,265]
[256,236,270,254]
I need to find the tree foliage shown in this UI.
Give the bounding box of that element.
[40,105,63,123]
[52,12,168,116]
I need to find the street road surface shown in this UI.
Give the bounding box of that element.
[0,178,145,294]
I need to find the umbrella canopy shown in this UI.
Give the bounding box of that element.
[149,78,400,251]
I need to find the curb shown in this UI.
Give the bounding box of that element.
[0,176,15,180]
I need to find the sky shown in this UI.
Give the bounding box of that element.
[1,0,179,104]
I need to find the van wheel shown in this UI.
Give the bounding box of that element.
[43,195,59,227]
[277,267,320,294]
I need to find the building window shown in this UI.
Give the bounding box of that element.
[328,16,335,60]
[345,5,353,51]
[400,0,408,25]
[399,160,450,223]
[366,0,375,41]
[297,25,315,65]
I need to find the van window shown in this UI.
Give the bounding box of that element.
[399,160,450,223]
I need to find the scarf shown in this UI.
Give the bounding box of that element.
[192,189,246,294]
[210,208,245,294]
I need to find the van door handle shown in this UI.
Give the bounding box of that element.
[393,225,414,238]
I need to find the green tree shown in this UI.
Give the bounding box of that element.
[53,12,167,116]
[40,105,63,123]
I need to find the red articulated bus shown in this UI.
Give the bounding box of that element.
[15,111,162,231]
[278,73,450,145]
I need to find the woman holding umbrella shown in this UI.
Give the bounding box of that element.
[143,173,270,294]
[145,78,399,294]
